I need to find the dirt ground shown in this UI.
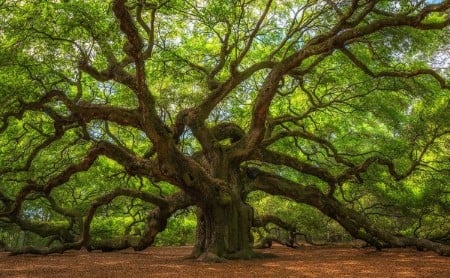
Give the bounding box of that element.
[1,245,450,278]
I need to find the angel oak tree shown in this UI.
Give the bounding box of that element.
[1,0,450,260]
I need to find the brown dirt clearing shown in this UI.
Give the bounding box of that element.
[1,245,449,277]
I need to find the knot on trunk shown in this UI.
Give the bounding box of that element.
[211,122,244,143]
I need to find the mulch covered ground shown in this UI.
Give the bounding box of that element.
[1,244,449,277]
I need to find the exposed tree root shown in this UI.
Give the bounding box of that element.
[227,250,276,260]
[186,249,276,262]
[8,243,81,256]
[196,252,227,263]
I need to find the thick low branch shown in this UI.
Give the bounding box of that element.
[79,187,168,247]
[13,218,75,242]
[9,188,184,255]
[135,191,193,251]
[254,215,296,232]
[250,171,450,256]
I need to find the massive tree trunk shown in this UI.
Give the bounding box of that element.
[189,199,254,261]
[187,163,255,261]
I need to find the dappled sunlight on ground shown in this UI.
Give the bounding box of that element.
[1,245,449,277]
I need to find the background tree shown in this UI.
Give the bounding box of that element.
[1,0,449,260]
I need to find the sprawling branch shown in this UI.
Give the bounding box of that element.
[0,89,142,137]
[2,144,104,218]
[262,129,356,168]
[112,0,143,59]
[231,0,273,71]
[260,149,337,185]
[341,47,450,89]
[241,1,450,155]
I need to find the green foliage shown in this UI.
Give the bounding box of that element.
[90,217,134,240]
[154,209,197,246]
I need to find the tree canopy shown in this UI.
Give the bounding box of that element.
[1,0,450,259]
